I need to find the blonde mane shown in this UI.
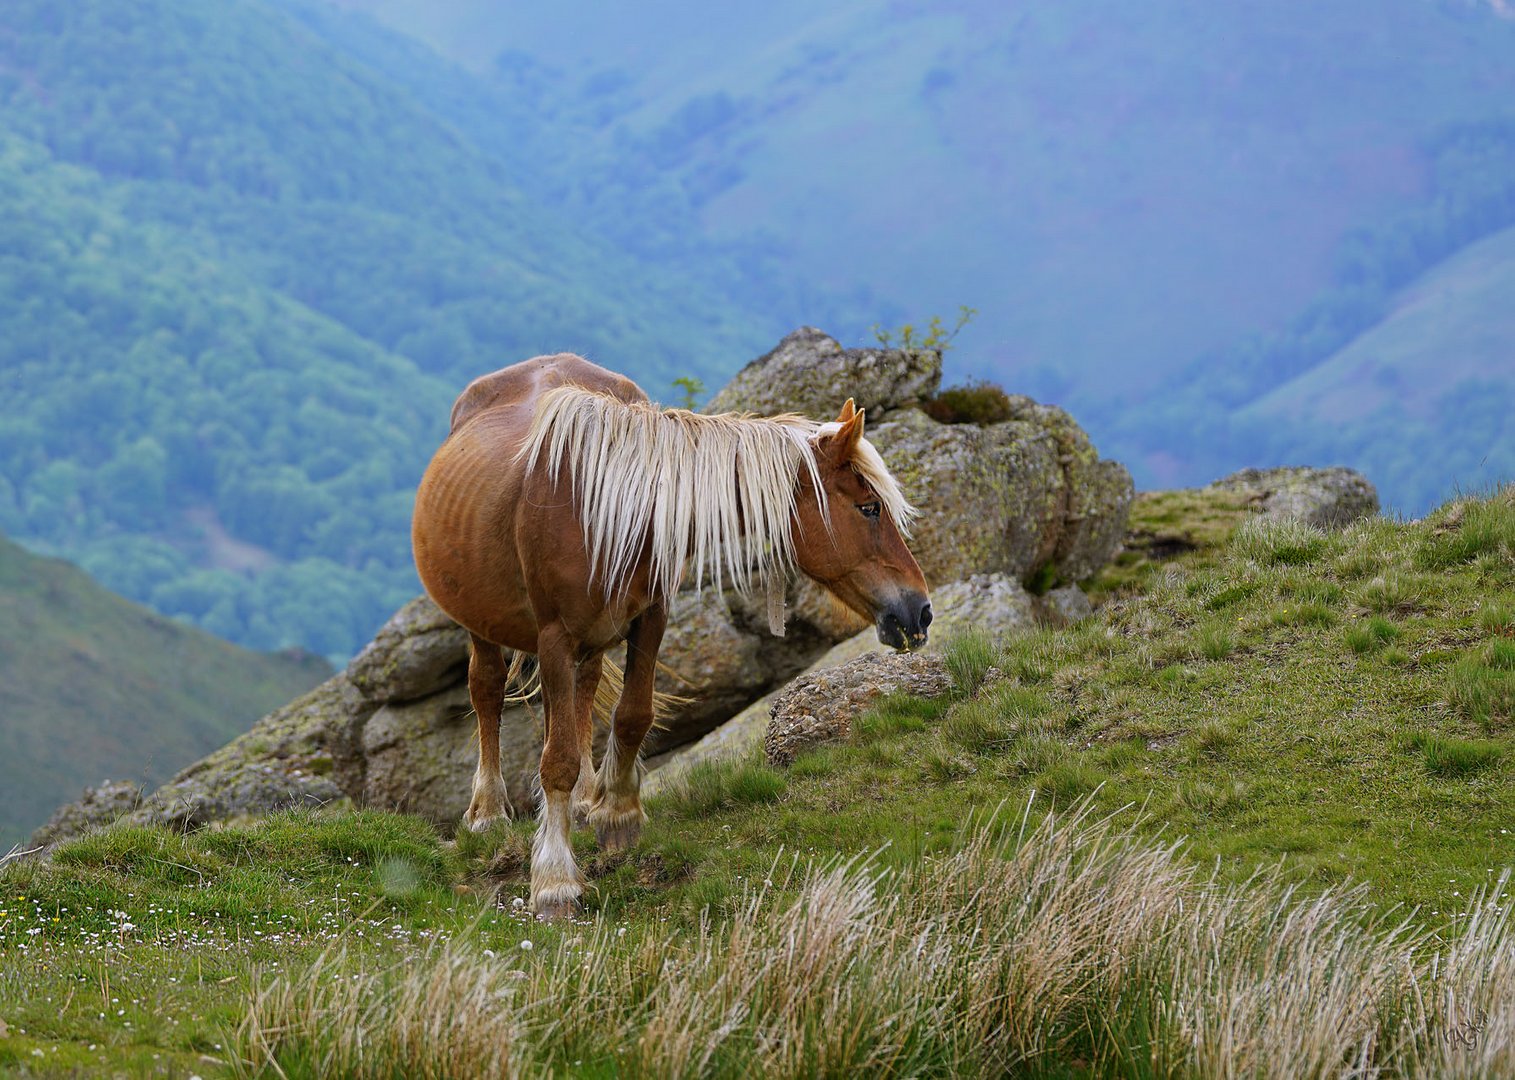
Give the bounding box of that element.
[520,386,916,601]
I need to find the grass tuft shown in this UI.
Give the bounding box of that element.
[1194,621,1237,660]
[1347,617,1403,655]
[1231,517,1328,566]
[1486,639,1515,671]
[1272,602,1338,628]
[1401,732,1505,778]
[1416,491,1515,570]
[1358,575,1409,614]
[656,756,788,818]
[940,699,1015,754]
[944,628,997,695]
[1480,601,1515,637]
[1446,655,1515,730]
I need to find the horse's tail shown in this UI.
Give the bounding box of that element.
[502,651,688,727]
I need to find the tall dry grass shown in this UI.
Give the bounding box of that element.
[233,800,1515,1078]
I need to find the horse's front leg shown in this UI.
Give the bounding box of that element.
[464,634,513,831]
[531,623,597,921]
[571,657,603,825]
[590,602,668,852]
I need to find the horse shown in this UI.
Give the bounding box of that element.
[412,353,932,919]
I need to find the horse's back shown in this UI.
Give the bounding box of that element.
[449,353,648,434]
[415,354,647,650]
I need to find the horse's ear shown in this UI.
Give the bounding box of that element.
[821,402,865,463]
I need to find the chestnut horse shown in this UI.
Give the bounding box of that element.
[413,354,931,919]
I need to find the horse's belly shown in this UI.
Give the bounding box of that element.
[412,424,538,652]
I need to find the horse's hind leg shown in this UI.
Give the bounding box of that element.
[464,634,514,831]
[531,623,597,920]
[590,603,668,852]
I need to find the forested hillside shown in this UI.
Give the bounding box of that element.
[0,530,329,847]
[0,0,795,659]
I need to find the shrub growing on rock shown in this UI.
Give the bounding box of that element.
[922,380,1014,425]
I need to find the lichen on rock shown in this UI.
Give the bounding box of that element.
[705,326,942,419]
[1210,466,1378,530]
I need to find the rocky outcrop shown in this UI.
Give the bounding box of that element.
[643,572,1064,791]
[706,326,941,420]
[1210,467,1378,530]
[360,686,538,823]
[347,595,470,703]
[764,652,953,766]
[870,402,1132,590]
[35,327,1131,847]
[30,780,143,848]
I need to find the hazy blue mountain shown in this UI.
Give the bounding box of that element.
[322,0,1515,512]
[329,0,1515,402]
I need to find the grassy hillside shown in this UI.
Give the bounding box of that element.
[1246,225,1515,427]
[0,533,329,849]
[3,488,1512,1074]
[1223,225,1515,513]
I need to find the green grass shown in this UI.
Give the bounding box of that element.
[1416,493,1515,570]
[1232,517,1328,566]
[1401,731,1505,778]
[943,629,997,695]
[1347,616,1403,654]
[6,490,1515,1073]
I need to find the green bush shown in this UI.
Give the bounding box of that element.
[922,380,1014,425]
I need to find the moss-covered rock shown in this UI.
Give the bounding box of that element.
[346,595,469,703]
[764,651,954,767]
[705,326,941,419]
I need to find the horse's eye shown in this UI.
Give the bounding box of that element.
[858,501,881,519]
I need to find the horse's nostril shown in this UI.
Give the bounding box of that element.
[919,603,933,629]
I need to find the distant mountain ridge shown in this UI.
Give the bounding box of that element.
[0,530,330,848]
[329,0,1515,395]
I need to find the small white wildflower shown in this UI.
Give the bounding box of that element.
[519,939,534,951]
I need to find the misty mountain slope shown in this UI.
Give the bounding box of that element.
[331,0,1515,400]
[1227,225,1515,510]
[0,531,330,847]
[1246,225,1515,426]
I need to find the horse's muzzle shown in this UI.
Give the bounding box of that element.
[876,591,932,652]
